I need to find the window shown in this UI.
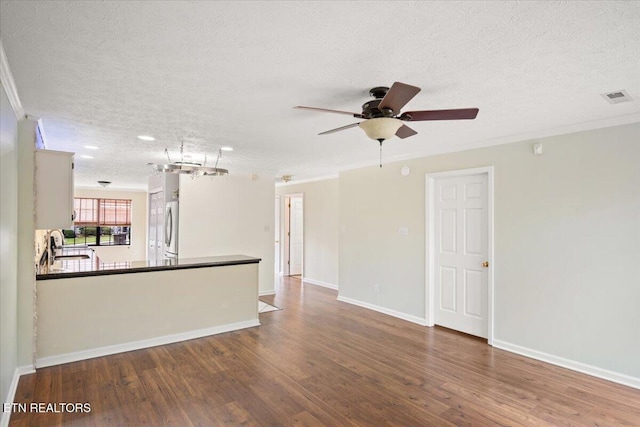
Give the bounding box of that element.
[63,198,132,246]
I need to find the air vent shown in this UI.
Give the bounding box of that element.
[601,89,633,104]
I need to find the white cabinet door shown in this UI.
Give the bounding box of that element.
[35,149,74,230]
[148,191,165,262]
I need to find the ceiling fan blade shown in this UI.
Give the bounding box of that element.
[401,108,479,121]
[294,106,361,117]
[318,122,361,135]
[379,82,421,114]
[396,125,418,139]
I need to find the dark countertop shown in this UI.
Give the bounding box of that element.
[36,247,261,281]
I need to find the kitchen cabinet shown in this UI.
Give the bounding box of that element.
[35,149,75,230]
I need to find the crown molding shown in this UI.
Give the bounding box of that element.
[0,40,25,119]
[275,174,339,187]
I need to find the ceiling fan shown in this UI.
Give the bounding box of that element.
[294,82,478,166]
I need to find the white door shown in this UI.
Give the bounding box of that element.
[275,196,281,275]
[289,197,303,275]
[434,174,488,338]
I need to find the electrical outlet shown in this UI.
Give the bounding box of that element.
[374,284,380,293]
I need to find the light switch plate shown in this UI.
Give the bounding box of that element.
[399,227,409,236]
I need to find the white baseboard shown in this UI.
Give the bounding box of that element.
[303,277,338,290]
[493,339,640,390]
[36,319,260,369]
[259,290,276,296]
[1,365,35,427]
[336,295,428,326]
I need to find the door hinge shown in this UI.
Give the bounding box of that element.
[287,232,290,236]
[288,203,291,208]
[287,260,290,265]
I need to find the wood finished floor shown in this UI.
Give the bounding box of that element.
[10,277,640,426]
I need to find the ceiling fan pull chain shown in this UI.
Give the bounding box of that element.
[379,139,384,168]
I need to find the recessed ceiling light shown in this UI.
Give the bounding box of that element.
[84,145,99,150]
[137,135,155,141]
[220,146,234,151]
[80,155,94,159]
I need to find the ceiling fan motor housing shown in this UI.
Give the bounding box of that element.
[362,99,395,119]
[369,86,389,99]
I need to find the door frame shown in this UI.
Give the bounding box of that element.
[274,195,281,276]
[425,166,495,345]
[282,193,304,277]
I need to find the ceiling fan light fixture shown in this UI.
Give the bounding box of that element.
[359,118,404,141]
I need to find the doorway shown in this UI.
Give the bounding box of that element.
[274,196,281,276]
[283,194,303,277]
[426,167,494,344]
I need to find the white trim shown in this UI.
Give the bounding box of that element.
[493,339,640,390]
[35,319,260,368]
[425,166,495,344]
[337,295,428,326]
[453,112,640,155]
[276,174,338,187]
[259,290,276,296]
[303,277,338,290]
[0,40,24,119]
[36,118,47,149]
[1,366,35,427]
[426,174,435,327]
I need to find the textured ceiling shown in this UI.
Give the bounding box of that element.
[1,1,639,190]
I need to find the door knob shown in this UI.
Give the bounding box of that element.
[482,261,489,268]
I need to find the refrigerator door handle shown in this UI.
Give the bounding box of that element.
[165,205,172,247]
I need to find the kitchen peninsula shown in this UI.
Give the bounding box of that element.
[35,252,261,368]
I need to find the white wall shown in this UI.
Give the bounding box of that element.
[276,178,339,288]
[16,119,35,369]
[178,175,275,294]
[339,123,640,380]
[0,79,19,412]
[74,188,147,262]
